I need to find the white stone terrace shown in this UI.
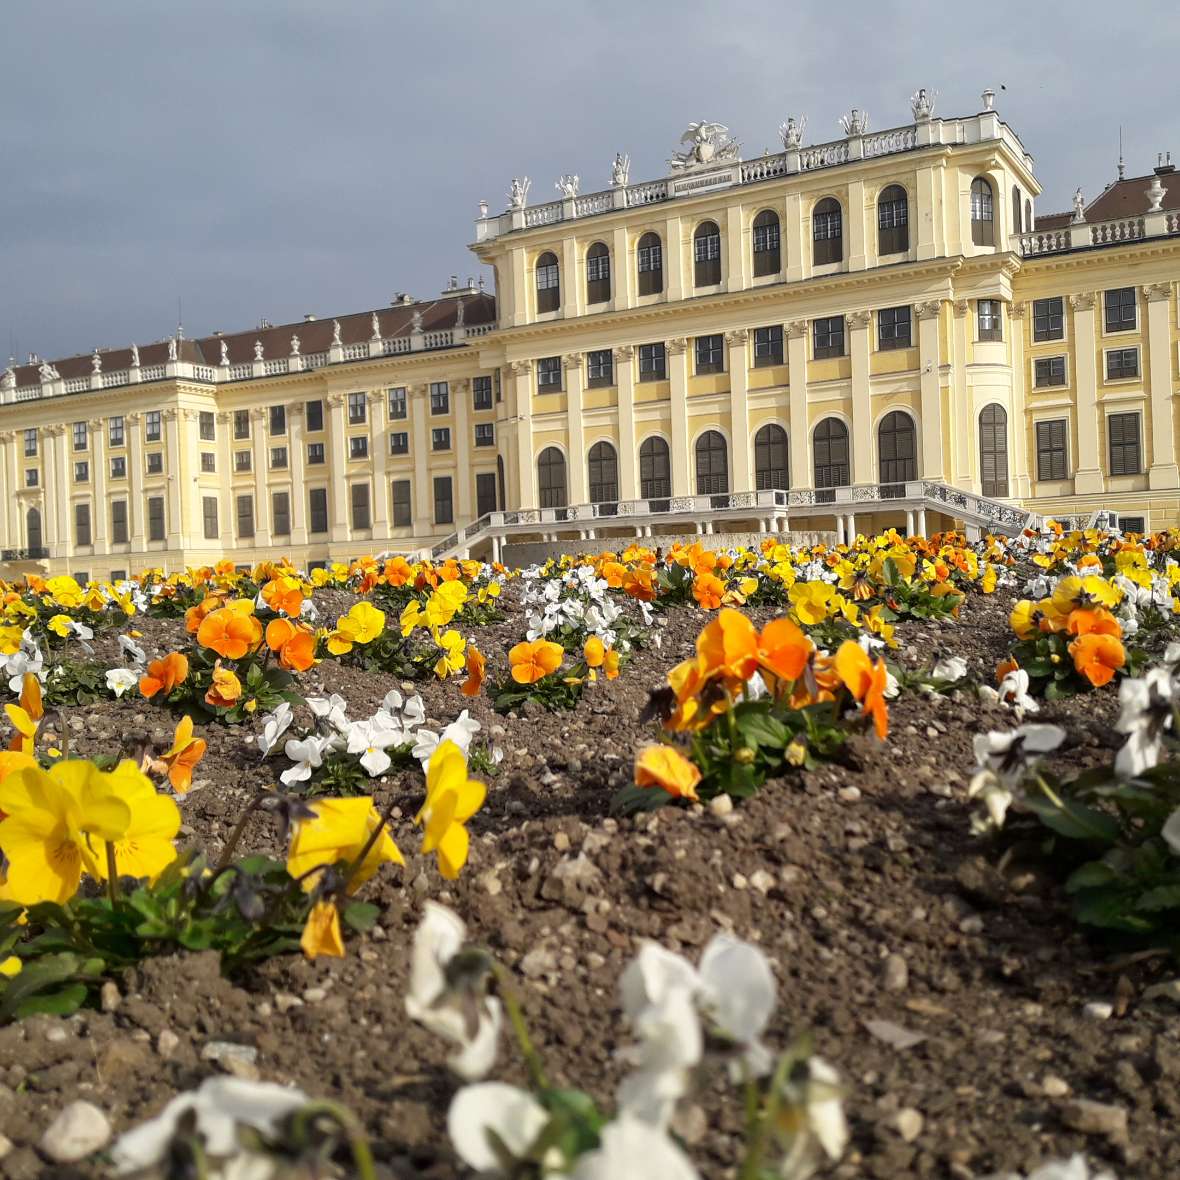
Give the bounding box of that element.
[1015,209,1180,257]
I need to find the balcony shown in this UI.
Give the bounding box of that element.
[1,547,49,561]
[1014,210,1180,258]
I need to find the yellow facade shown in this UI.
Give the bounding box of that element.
[3,99,1180,575]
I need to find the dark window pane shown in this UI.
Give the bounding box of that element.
[753,326,784,367]
[980,404,1009,495]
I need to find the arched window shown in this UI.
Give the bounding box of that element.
[537,447,567,509]
[979,404,1008,497]
[1024,198,1032,234]
[813,198,843,265]
[877,185,909,254]
[636,231,663,296]
[752,210,781,277]
[878,411,917,486]
[639,436,671,499]
[695,431,729,495]
[970,178,995,246]
[1011,185,1022,234]
[535,251,560,313]
[693,221,721,286]
[26,507,42,554]
[586,242,611,305]
[813,418,850,488]
[754,424,789,490]
[587,441,619,504]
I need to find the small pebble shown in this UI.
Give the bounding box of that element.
[882,954,909,992]
[39,1101,111,1163]
[896,1108,924,1143]
[1042,1074,1070,1098]
[157,1030,180,1058]
[708,794,734,817]
[100,981,121,1013]
[303,987,327,1003]
[1083,1001,1114,1021]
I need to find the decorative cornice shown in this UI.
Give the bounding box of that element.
[1008,301,1027,319]
[914,300,942,321]
[327,393,347,406]
[952,298,971,317]
[667,337,688,355]
[1069,292,1096,312]
[724,328,749,345]
[1143,282,1173,303]
[785,320,808,339]
[846,310,872,329]
[562,352,584,369]
[613,344,635,360]
[508,359,533,376]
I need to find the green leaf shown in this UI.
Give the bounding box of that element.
[341,902,379,932]
[610,784,672,817]
[1024,793,1121,843]
[1135,884,1180,912]
[1066,861,1119,892]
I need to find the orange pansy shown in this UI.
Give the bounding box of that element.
[139,652,189,700]
[508,639,564,685]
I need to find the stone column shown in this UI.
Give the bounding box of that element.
[215,412,232,545]
[614,346,638,499]
[327,393,349,543]
[41,426,62,557]
[725,329,752,491]
[1069,293,1104,494]
[1007,302,1032,496]
[410,384,433,536]
[127,413,145,545]
[848,311,873,483]
[367,392,389,537]
[561,236,582,319]
[611,225,632,310]
[847,179,867,270]
[786,321,811,488]
[88,418,107,552]
[452,380,472,521]
[664,216,684,302]
[163,410,185,551]
[564,354,587,504]
[915,301,946,481]
[249,408,272,548]
[288,402,308,545]
[1145,283,1179,488]
[950,300,973,488]
[667,338,690,496]
[508,361,536,509]
[725,205,747,293]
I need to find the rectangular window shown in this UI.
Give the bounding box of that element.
[23,429,37,457]
[199,411,215,441]
[236,494,255,539]
[272,491,291,536]
[108,416,124,447]
[977,299,1003,342]
[432,427,452,451]
[307,442,325,464]
[587,349,614,387]
[1104,287,1137,333]
[235,450,252,473]
[147,496,165,541]
[1034,356,1067,387]
[878,306,912,350]
[348,392,367,425]
[74,461,89,483]
[202,496,219,540]
[392,479,412,527]
[74,502,91,547]
[349,436,369,460]
[1036,419,1069,481]
[476,471,497,516]
[639,342,666,382]
[390,431,409,456]
[146,451,163,475]
[200,452,216,473]
[1119,516,1146,534]
[1108,411,1142,476]
[813,316,845,359]
[1032,297,1064,342]
[110,455,127,479]
[351,482,371,530]
[111,500,128,544]
[695,334,724,374]
[473,375,493,411]
[145,410,161,442]
[474,423,495,447]
[269,404,286,435]
[309,488,328,534]
[537,357,562,390]
[270,446,288,469]
[73,421,87,451]
[110,569,126,583]
[1106,348,1139,380]
[753,325,784,367]
[234,409,251,439]
[388,387,407,419]
[25,469,38,488]
[430,381,450,414]
[305,400,324,432]
[433,476,453,525]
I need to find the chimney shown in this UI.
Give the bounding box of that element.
[1155,151,1175,176]
[304,314,317,321]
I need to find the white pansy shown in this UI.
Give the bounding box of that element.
[118,634,147,666]
[571,1114,700,1180]
[620,943,700,1022]
[1114,666,1174,778]
[110,1077,308,1175]
[105,668,138,698]
[279,734,330,786]
[405,902,502,1080]
[447,1083,548,1175]
[617,985,701,1128]
[1162,808,1180,857]
[256,702,293,757]
[307,693,350,731]
[345,715,405,777]
[697,934,775,1077]
[775,1056,849,1177]
[981,1155,1117,1180]
[974,724,1066,782]
[997,667,1039,713]
[932,655,968,682]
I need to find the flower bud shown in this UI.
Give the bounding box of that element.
[734,746,756,765]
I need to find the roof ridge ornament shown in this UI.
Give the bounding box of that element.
[669,121,740,172]
[778,116,806,150]
[1147,173,1167,213]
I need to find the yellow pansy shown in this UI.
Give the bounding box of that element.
[0,625,24,656]
[286,797,403,893]
[46,614,73,638]
[433,628,467,679]
[789,581,836,626]
[326,602,386,655]
[399,599,424,637]
[415,740,485,880]
[44,576,84,608]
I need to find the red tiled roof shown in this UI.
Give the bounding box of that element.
[7,292,496,387]
[1032,210,1072,231]
[1084,171,1180,222]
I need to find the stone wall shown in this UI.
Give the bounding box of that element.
[502,530,837,566]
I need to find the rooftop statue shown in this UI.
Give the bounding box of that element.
[92,349,102,374]
[556,174,580,198]
[610,152,630,187]
[219,339,229,366]
[778,116,806,150]
[130,343,140,367]
[290,334,301,356]
[508,176,531,210]
[254,339,264,361]
[167,338,178,361]
[332,319,342,347]
[839,108,869,137]
[1072,187,1086,223]
[669,121,740,171]
[371,312,381,340]
[910,88,936,121]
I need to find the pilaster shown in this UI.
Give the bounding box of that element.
[327,394,350,543]
[564,355,588,503]
[847,311,872,482]
[664,216,685,302]
[288,403,308,545]
[215,413,233,545]
[725,330,751,490]
[1144,283,1179,488]
[409,385,433,536]
[0,433,13,550]
[786,322,811,488]
[1007,303,1032,496]
[724,204,747,293]
[611,225,632,311]
[784,194,805,283]
[561,236,582,319]
[508,361,536,509]
[249,408,272,548]
[915,301,946,481]
[452,380,472,521]
[164,409,184,551]
[667,338,690,496]
[1069,293,1104,494]
[847,179,867,271]
[88,418,107,551]
[614,346,638,499]
[950,300,973,488]
[126,413,145,545]
[367,392,389,536]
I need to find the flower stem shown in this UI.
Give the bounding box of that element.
[289,1102,376,1180]
[339,792,402,895]
[492,962,548,1092]
[105,842,119,906]
[214,792,268,872]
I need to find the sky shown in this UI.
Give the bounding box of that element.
[2,0,1178,364]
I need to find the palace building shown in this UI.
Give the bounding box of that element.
[2,89,1179,577]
